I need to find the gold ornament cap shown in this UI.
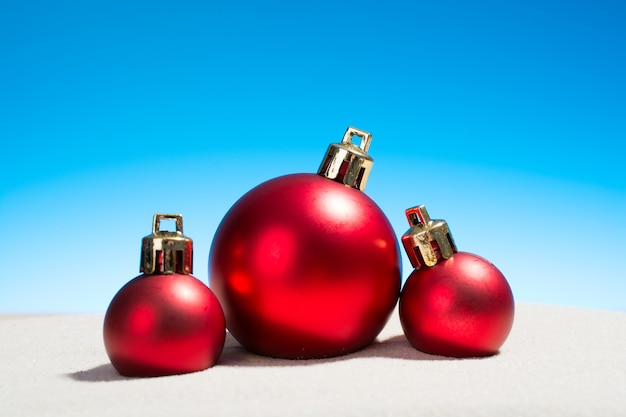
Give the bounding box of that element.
[401,205,457,269]
[140,214,193,275]
[317,126,374,191]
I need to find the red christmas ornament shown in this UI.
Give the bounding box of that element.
[209,127,401,359]
[104,214,225,377]
[399,205,514,357]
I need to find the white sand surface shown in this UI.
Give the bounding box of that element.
[1,303,625,416]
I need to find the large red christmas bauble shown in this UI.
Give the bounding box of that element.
[399,251,514,357]
[104,273,225,376]
[209,171,402,359]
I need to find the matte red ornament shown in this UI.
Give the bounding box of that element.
[399,205,514,357]
[209,127,402,359]
[104,214,225,377]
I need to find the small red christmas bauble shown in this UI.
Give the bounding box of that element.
[104,214,225,377]
[209,128,401,359]
[398,206,514,357]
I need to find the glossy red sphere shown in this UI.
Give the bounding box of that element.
[103,273,225,376]
[209,173,401,359]
[399,252,514,357]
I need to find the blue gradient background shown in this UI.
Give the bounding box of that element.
[1,1,624,313]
